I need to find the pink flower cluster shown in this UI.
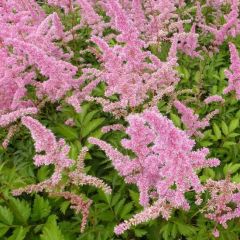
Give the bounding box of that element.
[13,118,111,231]
[2,0,240,237]
[224,43,240,99]
[89,107,220,233]
[199,0,240,46]
[174,100,219,137]
[203,177,240,236]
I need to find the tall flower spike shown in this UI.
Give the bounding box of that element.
[21,117,73,178]
[199,0,240,46]
[203,177,240,236]
[47,0,72,13]
[204,95,225,104]
[89,107,219,233]
[69,147,112,195]
[0,108,38,128]
[224,43,240,99]
[174,100,218,137]
[75,0,107,36]
[49,191,92,233]
[5,38,78,102]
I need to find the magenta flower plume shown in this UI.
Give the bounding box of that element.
[89,107,220,233]
[224,43,240,99]
[204,95,225,104]
[0,107,38,128]
[21,116,73,170]
[204,177,240,236]
[174,100,219,137]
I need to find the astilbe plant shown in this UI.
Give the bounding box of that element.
[89,107,220,234]
[199,0,240,47]
[84,0,179,111]
[0,0,104,146]
[12,117,111,232]
[174,100,220,137]
[224,42,240,99]
[1,0,240,238]
[203,177,240,237]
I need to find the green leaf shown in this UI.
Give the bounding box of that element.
[114,199,125,216]
[171,224,178,238]
[170,113,181,128]
[200,141,213,147]
[0,206,13,225]
[176,222,196,236]
[221,121,228,136]
[32,195,51,221]
[54,124,78,140]
[120,202,133,219]
[111,192,122,207]
[40,215,65,240]
[232,174,240,183]
[81,118,105,138]
[229,118,239,132]
[9,198,31,224]
[213,123,221,139]
[134,229,147,237]
[77,103,90,123]
[223,141,236,148]
[160,222,172,240]
[37,166,52,182]
[82,110,99,125]
[98,210,114,222]
[129,190,140,206]
[0,223,10,237]
[223,163,240,175]
[8,226,28,240]
[60,201,70,215]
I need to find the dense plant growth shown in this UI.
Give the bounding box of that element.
[1,0,240,239]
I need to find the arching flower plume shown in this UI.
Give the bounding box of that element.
[89,107,220,233]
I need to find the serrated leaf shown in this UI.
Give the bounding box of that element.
[129,190,139,206]
[40,215,64,240]
[98,210,114,222]
[213,123,221,139]
[221,121,228,136]
[160,223,172,240]
[81,118,105,138]
[120,202,133,219]
[134,229,147,237]
[223,141,236,148]
[8,226,28,240]
[0,206,13,225]
[176,222,196,236]
[114,199,125,216]
[77,103,91,123]
[37,166,52,182]
[223,163,240,175]
[111,192,122,207]
[170,113,181,128]
[229,119,239,132]
[54,124,78,140]
[9,198,31,224]
[228,133,240,138]
[0,223,9,237]
[82,110,99,125]
[171,224,178,238]
[200,141,213,147]
[32,195,51,221]
[232,174,240,183]
[60,201,70,215]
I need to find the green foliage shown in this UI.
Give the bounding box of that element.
[40,215,64,240]
[1,3,240,240]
